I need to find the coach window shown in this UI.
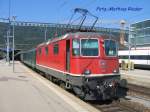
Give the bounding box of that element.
[38,48,41,55]
[53,44,59,55]
[45,46,48,55]
[72,39,80,56]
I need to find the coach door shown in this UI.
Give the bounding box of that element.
[66,40,70,72]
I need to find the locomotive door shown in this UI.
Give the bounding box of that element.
[66,40,70,71]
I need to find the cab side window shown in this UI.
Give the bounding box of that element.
[38,48,41,55]
[45,46,48,55]
[53,44,59,55]
[72,39,80,56]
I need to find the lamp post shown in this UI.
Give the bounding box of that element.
[44,25,47,41]
[0,18,10,63]
[128,26,131,71]
[12,16,16,72]
[128,25,136,70]
[6,30,10,63]
[7,0,11,64]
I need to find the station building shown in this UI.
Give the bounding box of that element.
[119,20,150,69]
[130,19,150,48]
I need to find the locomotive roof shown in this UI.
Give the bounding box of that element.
[37,32,116,47]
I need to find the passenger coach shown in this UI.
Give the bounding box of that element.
[119,48,150,69]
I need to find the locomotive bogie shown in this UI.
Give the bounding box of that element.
[72,75,120,100]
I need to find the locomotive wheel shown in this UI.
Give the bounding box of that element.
[45,74,49,79]
[47,75,52,81]
[73,86,85,99]
[60,82,66,89]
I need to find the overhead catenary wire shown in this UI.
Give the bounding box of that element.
[54,0,70,37]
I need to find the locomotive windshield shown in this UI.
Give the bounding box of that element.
[104,40,117,56]
[81,39,99,56]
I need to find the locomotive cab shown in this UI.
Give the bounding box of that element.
[70,37,119,74]
[66,33,121,100]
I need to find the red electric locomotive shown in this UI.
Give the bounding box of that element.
[36,32,121,100]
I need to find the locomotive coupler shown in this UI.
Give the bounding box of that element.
[96,80,119,100]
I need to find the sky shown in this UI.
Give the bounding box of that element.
[0,0,150,28]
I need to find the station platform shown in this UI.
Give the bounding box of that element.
[0,60,100,112]
[120,69,150,88]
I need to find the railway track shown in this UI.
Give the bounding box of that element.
[93,101,136,112]
[91,84,150,112]
[91,98,150,112]
[127,84,150,99]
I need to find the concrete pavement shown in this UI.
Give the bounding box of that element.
[0,60,100,112]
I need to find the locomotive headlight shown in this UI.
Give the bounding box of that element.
[109,84,113,87]
[113,69,119,73]
[84,69,91,75]
[113,69,117,73]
